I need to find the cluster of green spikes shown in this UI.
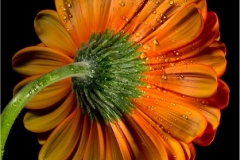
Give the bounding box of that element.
[72,29,148,122]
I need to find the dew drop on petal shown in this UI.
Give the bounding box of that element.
[174,51,182,56]
[186,111,192,115]
[143,44,151,50]
[62,15,67,20]
[162,15,167,20]
[60,6,66,11]
[140,52,147,59]
[170,63,175,67]
[67,3,71,8]
[122,16,129,22]
[119,1,125,6]
[162,74,167,80]
[151,26,156,30]
[169,0,174,5]
[136,32,142,37]
[153,39,159,45]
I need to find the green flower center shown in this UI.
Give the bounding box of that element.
[72,29,147,122]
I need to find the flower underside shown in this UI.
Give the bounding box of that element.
[72,30,147,122]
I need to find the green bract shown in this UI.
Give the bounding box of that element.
[72,30,148,122]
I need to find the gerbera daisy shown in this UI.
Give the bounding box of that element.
[6,0,229,159]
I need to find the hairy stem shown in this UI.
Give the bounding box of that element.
[1,62,90,158]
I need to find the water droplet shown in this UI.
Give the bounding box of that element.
[156,18,161,23]
[182,115,188,120]
[60,6,66,11]
[136,32,142,37]
[162,15,167,20]
[153,39,159,45]
[151,26,156,30]
[62,15,67,20]
[174,51,182,56]
[40,152,46,160]
[28,90,33,95]
[152,10,157,14]
[67,28,70,32]
[169,0,174,5]
[122,16,129,22]
[162,74,167,80]
[164,58,171,62]
[140,52,147,59]
[119,1,125,6]
[143,44,151,50]
[186,111,192,115]
[68,14,72,18]
[67,3,71,8]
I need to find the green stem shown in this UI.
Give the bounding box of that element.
[1,62,90,158]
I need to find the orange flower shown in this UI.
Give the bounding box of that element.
[12,0,229,159]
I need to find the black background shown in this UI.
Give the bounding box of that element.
[1,0,239,159]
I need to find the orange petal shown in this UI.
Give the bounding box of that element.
[196,0,207,21]
[139,3,203,54]
[188,143,196,160]
[37,43,46,47]
[136,109,186,160]
[39,107,81,160]
[12,46,73,76]
[104,124,127,160]
[111,120,142,159]
[127,0,205,42]
[126,110,168,160]
[104,122,132,160]
[210,41,226,54]
[210,79,229,110]
[82,122,104,160]
[184,47,226,77]
[133,96,207,143]
[34,9,78,57]
[37,131,52,145]
[55,0,116,46]
[140,86,221,132]
[13,76,71,109]
[179,142,196,160]
[170,11,219,60]
[72,115,91,160]
[106,0,144,33]
[146,11,219,63]
[193,129,216,146]
[143,64,217,98]
[24,92,76,132]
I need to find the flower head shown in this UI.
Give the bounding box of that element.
[12,0,229,159]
